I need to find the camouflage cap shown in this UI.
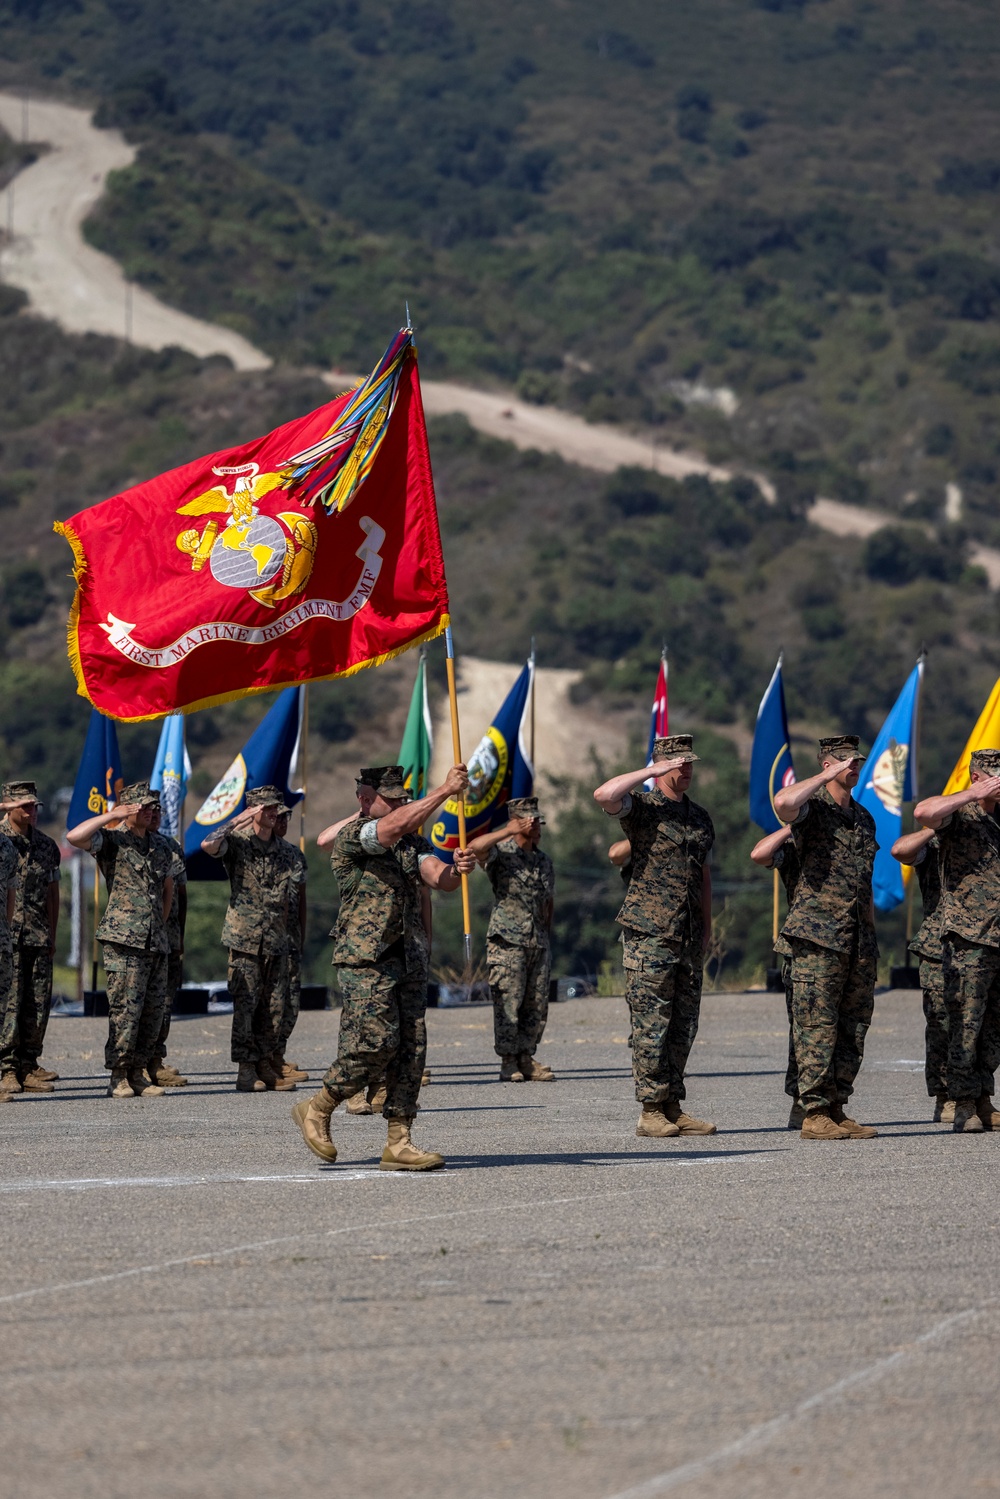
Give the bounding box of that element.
[969,748,1000,776]
[507,796,546,825]
[245,784,289,810]
[653,734,699,765]
[2,779,41,805]
[119,780,160,808]
[356,765,411,801]
[817,735,866,764]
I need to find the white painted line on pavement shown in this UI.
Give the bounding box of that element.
[0,1170,386,1194]
[603,1301,994,1498]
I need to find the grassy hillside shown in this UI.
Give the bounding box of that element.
[6,1,1000,528]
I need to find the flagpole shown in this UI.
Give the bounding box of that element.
[444,626,473,969]
[91,858,100,994]
[772,867,780,948]
[299,684,309,854]
[529,636,536,772]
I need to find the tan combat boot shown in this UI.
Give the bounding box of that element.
[0,1088,10,1103]
[829,1102,877,1138]
[976,1094,1000,1130]
[664,1100,717,1135]
[149,1063,188,1087]
[940,1099,956,1125]
[933,1092,948,1123]
[346,1089,373,1115]
[519,1052,555,1082]
[26,1065,59,1083]
[421,1068,432,1086]
[368,1081,387,1112]
[801,1109,850,1140]
[236,1062,266,1092]
[255,1058,296,1091]
[636,1103,681,1138]
[277,1053,309,1083]
[499,1055,524,1082]
[291,1087,341,1162]
[380,1118,444,1171]
[19,1071,53,1093]
[954,1098,985,1133]
[0,1071,23,1094]
[107,1068,134,1098]
[787,1101,806,1130]
[128,1069,166,1097]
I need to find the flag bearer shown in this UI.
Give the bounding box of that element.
[148,802,188,1087]
[774,736,878,1140]
[467,797,556,1084]
[67,782,174,1098]
[274,807,309,1084]
[913,750,1000,1133]
[891,827,950,1123]
[0,781,61,1093]
[291,763,473,1171]
[594,735,717,1138]
[201,786,302,1094]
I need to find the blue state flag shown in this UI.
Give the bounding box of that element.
[184,686,303,878]
[150,714,192,841]
[68,710,123,828]
[429,659,534,863]
[749,655,796,833]
[855,658,924,912]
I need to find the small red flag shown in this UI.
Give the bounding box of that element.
[55,333,449,722]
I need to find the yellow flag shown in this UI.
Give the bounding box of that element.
[941,675,1000,796]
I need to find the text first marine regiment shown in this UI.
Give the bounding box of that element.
[292,762,474,1172]
[594,735,717,1139]
[0,780,61,1095]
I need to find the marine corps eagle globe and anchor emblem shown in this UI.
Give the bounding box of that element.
[175,462,318,608]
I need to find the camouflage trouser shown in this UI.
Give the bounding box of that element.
[789,934,876,1112]
[278,947,301,1051]
[228,950,288,1064]
[487,937,551,1058]
[941,937,1000,1101]
[0,945,51,1074]
[622,931,702,1104]
[781,956,798,1099]
[919,957,948,1098]
[324,960,425,1120]
[152,949,183,1063]
[102,942,168,1072]
[0,947,16,1073]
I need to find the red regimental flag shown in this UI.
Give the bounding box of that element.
[55,340,449,722]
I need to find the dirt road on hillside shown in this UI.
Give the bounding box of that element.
[4,93,998,587]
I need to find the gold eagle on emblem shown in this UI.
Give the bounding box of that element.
[174,463,318,608]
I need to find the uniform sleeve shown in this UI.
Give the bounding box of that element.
[90,829,105,854]
[358,820,389,857]
[614,791,634,820]
[485,845,500,871]
[289,851,308,884]
[207,836,230,861]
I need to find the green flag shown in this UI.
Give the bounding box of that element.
[400,651,433,798]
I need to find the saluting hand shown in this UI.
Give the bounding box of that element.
[971,774,1000,802]
[648,755,689,779]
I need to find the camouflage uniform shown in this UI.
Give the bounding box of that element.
[92,794,174,1074]
[485,807,555,1059]
[324,786,430,1120]
[615,759,715,1106]
[935,795,1000,1101]
[278,839,308,1052]
[0,833,21,1078]
[211,821,300,1065]
[0,802,60,1078]
[781,777,879,1114]
[151,832,187,1068]
[907,837,947,1099]
[771,840,801,1101]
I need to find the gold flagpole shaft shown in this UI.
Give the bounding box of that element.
[772,866,780,948]
[299,684,309,854]
[445,627,472,968]
[905,874,914,945]
[91,858,100,993]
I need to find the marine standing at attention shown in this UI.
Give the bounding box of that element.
[273,807,309,1085]
[0,814,21,1101]
[67,781,175,1099]
[201,785,303,1094]
[291,762,474,1172]
[891,826,950,1123]
[147,801,189,1088]
[774,735,878,1141]
[593,734,717,1139]
[467,796,556,1084]
[0,781,61,1094]
[913,749,1000,1134]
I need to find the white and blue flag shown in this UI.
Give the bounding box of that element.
[854,658,924,912]
[150,714,192,841]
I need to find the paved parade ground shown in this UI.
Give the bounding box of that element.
[1,989,997,1499]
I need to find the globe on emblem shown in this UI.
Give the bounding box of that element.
[210,516,286,591]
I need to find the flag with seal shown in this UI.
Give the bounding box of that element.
[749,654,796,833]
[55,329,449,722]
[68,709,124,828]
